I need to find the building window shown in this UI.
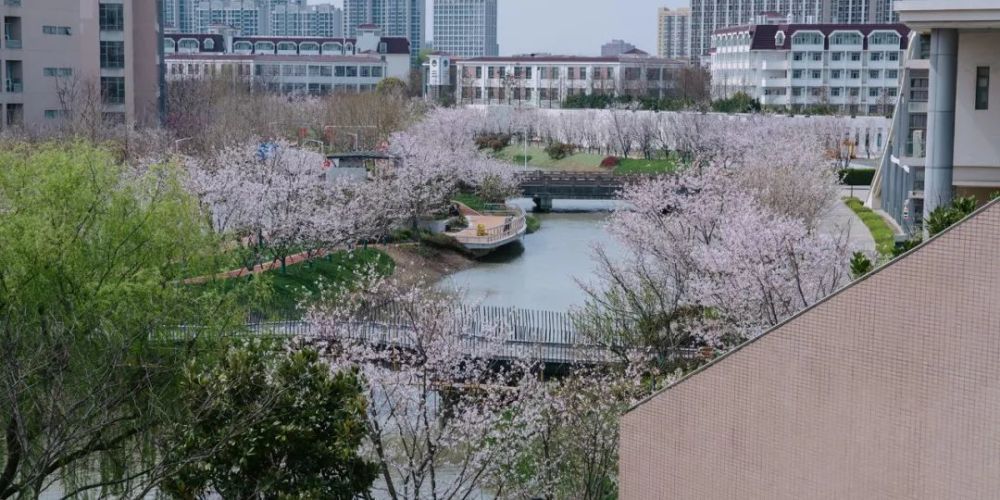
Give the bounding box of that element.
[475,66,482,78]
[792,69,803,79]
[831,52,843,62]
[850,70,860,79]
[100,41,125,69]
[887,52,899,62]
[886,69,898,79]
[811,52,822,61]
[44,109,67,119]
[203,38,215,50]
[811,70,822,79]
[360,66,371,77]
[371,66,383,78]
[43,67,73,77]
[99,3,124,31]
[831,69,842,79]
[100,76,125,105]
[42,25,71,35]
[832,87,842,97]
[346,66,357,77]
[869,70,880,79]
[335,66,345,77]
[976,66,990,110]
[792,52,803,61]
[850,52,861,61]
[871,52,883,61]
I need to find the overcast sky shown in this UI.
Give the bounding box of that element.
[307,0,688,56]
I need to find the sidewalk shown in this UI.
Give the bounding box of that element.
[820,193,876,254]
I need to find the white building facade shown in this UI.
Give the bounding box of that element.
[690,0,826,62]
[872,1,1000,235]
[447,54,687,107]
[710,23,908,115]
[658,7,692,60]
[163,27,410,94]
[433,0,498,58]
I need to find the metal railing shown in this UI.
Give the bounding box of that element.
[160,305,705,366]
[452,205,527,246]
[4,79,22,93]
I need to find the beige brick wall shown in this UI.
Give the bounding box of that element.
[620,202,1000,499]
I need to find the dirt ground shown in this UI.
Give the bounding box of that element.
[380,244,477,287]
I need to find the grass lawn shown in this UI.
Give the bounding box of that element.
[207,248,394,318]
[614,158,678,175]
[497,145,606,172]
[452,192,490,212]
[844,197,896,256]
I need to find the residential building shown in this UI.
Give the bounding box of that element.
[620,198,1000,499]
[657,7,691,60]
[270,3,343,38]
[710,23,908,115]
[690,0,826,62]
[601,39,637,57]
[442,53,687,107]
[871,1,1000,235]
[827,0,899,24]
[433,0,498,58]
[163,26,411,94]
[342,0,424,65]
[194,0,262,35]
[0,0,163,129]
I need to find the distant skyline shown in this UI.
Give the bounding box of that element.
[307,0,688,56]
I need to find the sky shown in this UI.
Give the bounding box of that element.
[307,0,688,56]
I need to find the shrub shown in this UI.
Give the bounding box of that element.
[446,216,469,232]
[839,168,876,186]
[475,133,511,152]
[600,156,621,168]
[525,215,541,234]
[545,142,575,160]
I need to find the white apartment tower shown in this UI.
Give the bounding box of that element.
[690,0,825,61]
[433,0,498,58]
[658,7,691,59]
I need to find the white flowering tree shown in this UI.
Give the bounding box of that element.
[306,274,541,500]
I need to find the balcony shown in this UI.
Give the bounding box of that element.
[4,78,22,93]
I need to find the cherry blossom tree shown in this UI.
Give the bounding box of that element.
[580,160,853,357]
[306,274,542,500]
[186,139,396,271]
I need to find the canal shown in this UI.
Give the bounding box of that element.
[439,198,627,312]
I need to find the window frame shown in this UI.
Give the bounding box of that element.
[976,66,990,110]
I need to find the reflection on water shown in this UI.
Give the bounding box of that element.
[439,198,627,312]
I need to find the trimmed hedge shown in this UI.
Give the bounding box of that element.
[839,168,876,186]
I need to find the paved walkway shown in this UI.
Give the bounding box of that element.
[818,188,876,254]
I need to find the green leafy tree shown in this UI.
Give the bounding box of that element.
[376,77,408,97]
[0,142,248,498]
[161,343,377,499]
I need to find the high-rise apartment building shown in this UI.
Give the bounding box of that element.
[271,3,343,37]
[657,7,691,59]
[194,0,261,35]
[343,0,423,65]
[601,39,637,57]
[433,0,498,58]
[0,0,163,129]
[690,0,825,61]
[827,0,898,24]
